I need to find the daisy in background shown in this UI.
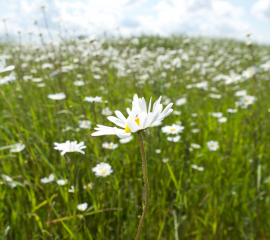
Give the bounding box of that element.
[68,185,75,193]
[102,142,119,150]
[84,96,102,103]
[54,141,86,155]
[162,124,184,135]
[41,173,55,184]
[175,97,187,106]
[260,61,270,71]
[242,66,259,79]
[92,94,173,139]
[83,182,94,190]
[57,179,68,186]
[190,143,201,149]
[209,93,221,99]
[191,164,204,171]
[218,117,227,123]
[239,95,256,108]
[234,90,247,97]
[224,75,241,85]
[101,107,113,116]
[167,136,181,142]
[227,108,238,113]
[78,120,91,129]
[207,140,219,151]
[10,143,25,153]
[92,163,113,177]
[48,93,66,100]
[2,174,17,188]
[77,203,88,211]
[212,112,223,118]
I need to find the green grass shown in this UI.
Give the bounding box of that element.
[0,36,270,239]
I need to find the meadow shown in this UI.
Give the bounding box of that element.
[0,35,270,239]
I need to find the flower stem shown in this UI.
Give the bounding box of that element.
[135,131,149,240]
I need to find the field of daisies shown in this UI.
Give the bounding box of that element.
[1,35,270,239]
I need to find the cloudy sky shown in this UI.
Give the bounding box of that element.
[0,0,270,43]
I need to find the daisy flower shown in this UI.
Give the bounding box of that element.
[101,107,113,116]
[190,143,201,149]
[167,136,181,142]
[218,117,227,123]
[54,140,86,155]
[57,179,68,186]
[242,66,258,79]
[92,162,113,177]
[78,120,91,129]
[84,96,102,103]
[83,182,94,190]
[175,97,187,106]
[240,95,256,108]
[77,203,88,211]
[191,164,204,171]
[162,124,184,135]
[102,142,119,150]
[2,174,17,188]
[207,141,219,151]
[41,173,55,184]
[48,93,66,100]
[92,94,173,139]
[10,143,25,153]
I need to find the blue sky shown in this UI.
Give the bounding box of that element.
[0,0,270,43]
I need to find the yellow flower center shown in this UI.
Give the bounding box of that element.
[245,99,249,102]
[211,144,215,147]
[87,184,92,189]
[231,77,235,81]
[102,171,107,175]
[108,143,113,147]
[170,128,176,132]
[249,71,254,75]
[125,118,140,133]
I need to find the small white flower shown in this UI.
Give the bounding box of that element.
[102,142,118,150]
[162,158,170,163]
[234,90,247,97]
[83,182,94,190]
[227,108,237,113]
[242,66,258,79]
[240,95,256,107]
[162,124,184,135]
[191,113,198,117]
[84,96,102,103]
[54,141,86,155]
[2,174,17,188]
[77,203,88,211]
[48,93,66,100]
[68,185,75,193]
[218,117,227,123]
[191,164,204,171]
[212,112,223,118]
[74,80,85,86]
[119,135,133,144]
[155,149,161,154]
[37,83,45,87]
[41,173,55,184]
[175,97,186,106]
[207,141,219,151]
[78,120,91,129]
[190,143,201,149]
[225,75,241,85]
[101,107,113,116]
[209,93,221,99]
[173,110,181,115]
[57,179,68,186]
[10,143,25,153]
[167,135,181,142]
[32,78,42,82]
[92,162,113,177]
[191,129,200,133]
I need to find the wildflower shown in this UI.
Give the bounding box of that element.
[48,93,66,100]
[209,93,221,99]
[92,94,173,139]
[190,143,201,149]
[41,173,55,184]
[162,158,170,163]
[77,203,88,211]
[10,143,25,152]
[37,83,45,87]
[212,112,223,118]
[78,120,91,129]
[84,96,102,103]
[32,78,42,82]
[218,117,227,123]
[207,141,219,151]
[102,142,119,150]
[173,110,181,115]
[167,136,181,142]
[260,61,270,71]
[235,90,247,97]
[162,124,184,135]
[83,182,94,190]
[54,141,86,155]
[2,174,17,188]
[239,95,256,108]
[175,97,187,106]
[227,108,238,113]
[191,113,198,117]
[74,80,85,86]
[155,149,161,154]
[120,135,134,143]
[57,179,68,186]
[0,58,15,73]
[191,129,200,133]
[191,164,204,171]
[92,162,113,177]
[242,66,258,79]
[101,107,113,116]
[225,75,241,85]
[68,185,75,193]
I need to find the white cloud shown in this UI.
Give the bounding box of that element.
[252,0,270,20]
